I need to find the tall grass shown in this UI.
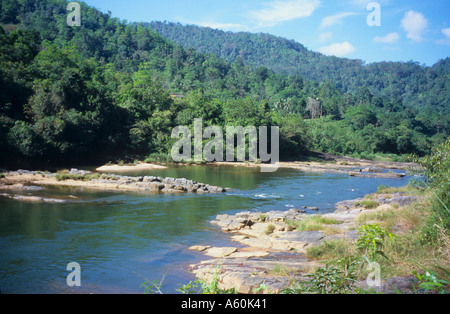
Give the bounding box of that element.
[411,138,449,244]
[286,215,343,232]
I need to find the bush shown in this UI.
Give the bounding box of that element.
[360,200,379,209]
[281,257,364,294]
[356,224,395,262]
[412,138,449,244]
[286,215,343,232]
[55,172,100,181]
[265,224,276,235]
[145,153,172,163]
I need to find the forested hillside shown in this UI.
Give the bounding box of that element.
[150,22,449,117]
[0,0,448,168]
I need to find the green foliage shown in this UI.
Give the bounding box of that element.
[55,171,100,181]
[150,22,450,127]
[412,269,450,294]
[412,138,450,244]
[281,257,364,294]
[356,224,395,262]
[177,264,236,295]
[286,215,343,232]
[144,153,172,163]
[377,185,390,193]
[140,276,165,294]
[264,224,276,235]
[258,213,268,222]
[0,0,447,168]
[359,200,379,209]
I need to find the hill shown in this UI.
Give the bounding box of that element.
[0,0,448,168]
[149,21,449,113]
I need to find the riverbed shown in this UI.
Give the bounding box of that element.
[0,165,411,294]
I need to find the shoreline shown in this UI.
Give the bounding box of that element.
[212,153,417,174]
[0,156,415,202]
[0,168,227,201]
[187,188,420,294]
[0,159,423,293]
[95,162,167,172]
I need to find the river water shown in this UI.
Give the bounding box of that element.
[0,165,410,294]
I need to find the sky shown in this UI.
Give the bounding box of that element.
[82,0,450,66]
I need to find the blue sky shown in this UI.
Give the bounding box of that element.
[82,0,450,66]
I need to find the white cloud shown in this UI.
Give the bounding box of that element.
[319,31,333,42]
[401,10,428,43]
[320,12,359,29]
[443,28,450,37]
[250,0,321,27]
[319,41,356,57]
[373,32,399,44]
[436,28,450,45]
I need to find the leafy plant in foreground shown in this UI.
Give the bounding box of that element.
[177,264,236,294]
[356,224,395,262]
[281,256,364,294]
[411,138,449,244]
[412,269,450,294]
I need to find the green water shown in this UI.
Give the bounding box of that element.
[0,165,410,294]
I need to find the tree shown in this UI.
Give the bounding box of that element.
[306,97,321,119]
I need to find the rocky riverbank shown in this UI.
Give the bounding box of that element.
[213,153,415,178]
[187,191,419,294]
[0,168,227,202]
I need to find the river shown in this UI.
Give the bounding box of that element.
[0,165,410,294]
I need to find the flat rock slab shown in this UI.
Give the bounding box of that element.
[190,191,416,294]
[190,253,321,294]
[188,245,211,252]
[277,231,325,244]
[1,170,227,195]
[227,251,270,258]
[0,193,68,203]
[204,247,238,258]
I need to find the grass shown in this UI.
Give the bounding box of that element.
[265,224,276,235]
[306,239,355,261]
[349,152,410,163]
[357,200,379,209]
[145,153,173,164]
[0,173,5,179]
[259,213,268,222]
[56,171,101,181]
[376,184,424,196]
[303,188,450,291]
[286,215,343,232]
[269,264,304,277]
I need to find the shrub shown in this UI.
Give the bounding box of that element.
[281,257,364,294]
[265,224,276,235]
[360,200,379,209]
[412,138,449,244]
[356,224,395,262]
[377,185,390,193]
[286,215,343,232]
[145,153,172,163]
[56,172,100,181]
[259,213,268,222]
[177,264,236,294]
[306,239,355,260]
